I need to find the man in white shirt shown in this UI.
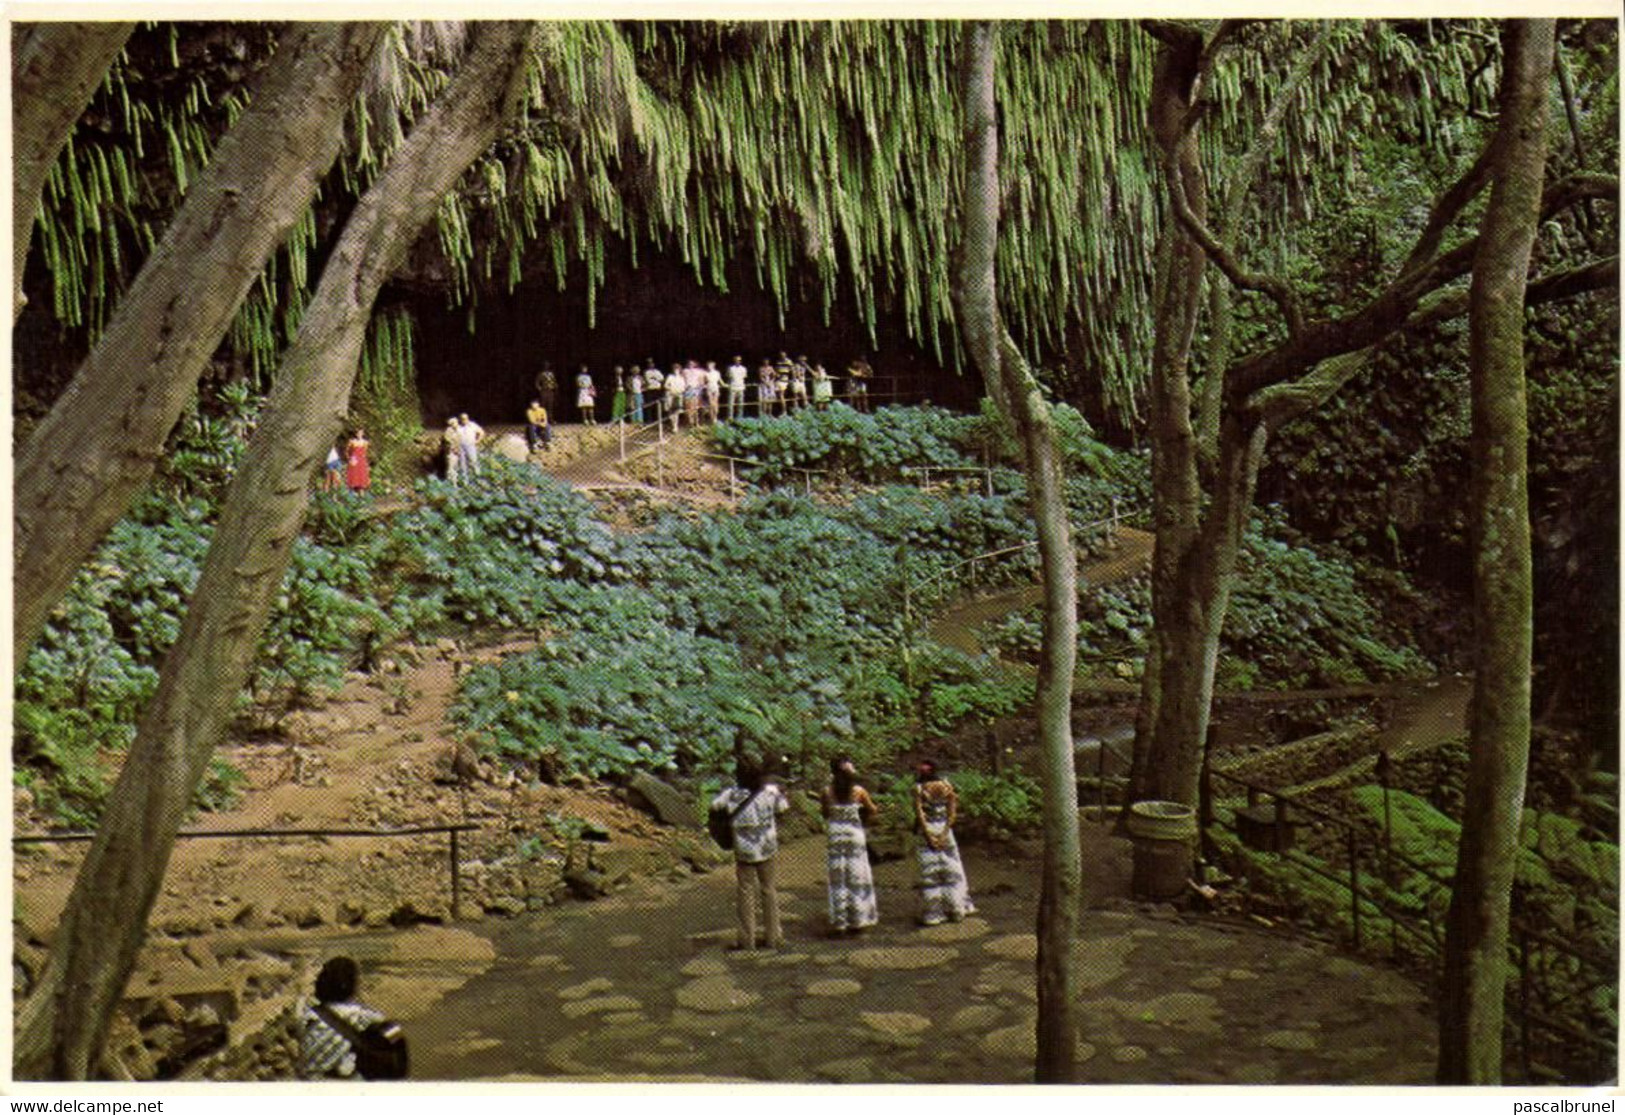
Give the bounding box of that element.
[457,413,484,476]
[704,361,723,424]
[726,356,748,421]
[711,759,790,950]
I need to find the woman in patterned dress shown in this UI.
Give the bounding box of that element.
[822,756,879,935]
[914,760,975,925]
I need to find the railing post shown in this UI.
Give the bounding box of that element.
[984,467,994,499]
[450,827,462,920]
[729,457,737,498]
[1198,757,1215,882]
[657,441,665,489]
[1347,827,1361,950]
[1377,749,1395,886]
[1518,925,1532,1083]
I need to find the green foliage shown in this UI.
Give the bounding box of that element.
[950,770,1043,838]
[1226,516,1431,687]
[191,757,247,814]
[708,404,983,484]
[385,458,629,627]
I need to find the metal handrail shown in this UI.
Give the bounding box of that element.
[15,822,482,919]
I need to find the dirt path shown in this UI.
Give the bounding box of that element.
[409,829,1437,1084]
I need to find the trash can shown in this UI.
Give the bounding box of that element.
[1126,800,1197,901]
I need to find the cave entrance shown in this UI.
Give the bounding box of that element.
[406,249,980,426]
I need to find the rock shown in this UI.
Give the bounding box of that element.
[336,900,366,926]
[860,1011,932,1038]
[805,978,862,998]
[982,933,1038,961]
[948,1004,1002,1031]
[1111,1045,1149,1063]
[484,896,526,917]
[1262,1029,1320,1051]
[558,977,614,1001]
[675,977,760,1013]
[185,1003,222,1030]
[815,1056,878,1083]
[560,994,643,1019]
[182,940,217,969]
[494,433,530,463]
[680,958,729,978]
[608,933,641,948]
[848,945,958,971]
[627,771,701,828]
[981,1024,1036,1060]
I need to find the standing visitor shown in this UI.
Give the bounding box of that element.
[727,356,748,421]
[535,361,558,421]
[644,360,665,428]
[664,363,686,432]
[775,352,795,413]
[822,756,880,936]
[576,365,597,425]
[790,356,811,412]
[442,418,462,484]
[345,429,371,493]
[300,957,387,1079]
[457,413,485,477]
[611,366,629,424]
[711,759,790,950]
[704,360,723,424]
[323,440,343,492]
[913,760,975,926]
[811,363,833,411]
[847,355,872,412]
[629,362,645,424]
[757,359,778,417]
[525,400,551,453]
[683,360,704,428]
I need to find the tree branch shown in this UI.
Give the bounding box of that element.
[1228,172,1617,400]
[1164,151,1304,335]
[1249,255,1617,429]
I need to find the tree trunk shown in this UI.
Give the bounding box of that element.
[13,21,541,1080]
[1130,26,1207,810]
[12,21,135,321]
[955,22,1082,1083]
[13,22,387,665]
[1437,18,1554,1086]
[1136,414,1268,806]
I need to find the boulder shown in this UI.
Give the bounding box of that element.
[627,771,701,828]
[494,433,530,463]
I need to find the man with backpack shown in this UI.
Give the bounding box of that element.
[299,956,408,1080]
[709,758,790,950]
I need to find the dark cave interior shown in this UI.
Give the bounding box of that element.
[405,248,983,425]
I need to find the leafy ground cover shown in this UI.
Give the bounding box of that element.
[15,399,1431,829]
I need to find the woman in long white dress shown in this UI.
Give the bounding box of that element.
[914,760,975,926]
[822,756,879,935]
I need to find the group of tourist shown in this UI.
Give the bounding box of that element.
[299,756,973,1079]
[324,430,373,494]
[711,756,974,949]
[534,353,877,430]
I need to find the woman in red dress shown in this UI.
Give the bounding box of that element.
[345,428,371,493]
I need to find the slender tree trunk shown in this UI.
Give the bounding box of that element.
[13,22,387,665]
[1137,415,1268,806]
[13,22,541,1080]
[1437,18,1554,1086]
[955,22,1081,1082]
[12,21,135,321]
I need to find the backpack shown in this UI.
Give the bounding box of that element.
[315,1003,410,1080]
[707,788,759,851]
